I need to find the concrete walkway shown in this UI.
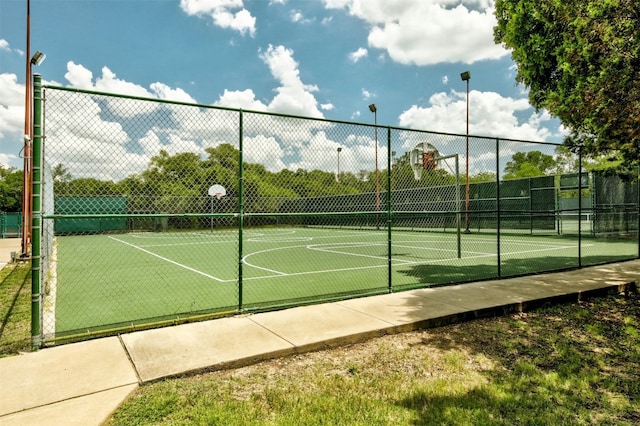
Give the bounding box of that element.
[0,238,20,269]
[0,256,638,425]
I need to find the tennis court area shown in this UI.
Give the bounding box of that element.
[47,225,637,340]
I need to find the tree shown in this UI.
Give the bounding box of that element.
[470,171,497,183]
[503,151,557,179]
[494,0,640,166]
[552,146,579,175]
[0,165,23,212]
[52,164,72,183]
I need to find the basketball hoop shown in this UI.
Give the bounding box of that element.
[410,142,439,180]
[423,151,437,170]
[208,184,227,231]
[208,184,226,200]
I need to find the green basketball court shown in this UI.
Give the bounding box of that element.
[47,225,637,339]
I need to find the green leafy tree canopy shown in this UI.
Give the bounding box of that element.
[503,150,557,179]
[494,0,639,166]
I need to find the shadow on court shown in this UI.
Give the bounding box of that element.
[398,255,638,286]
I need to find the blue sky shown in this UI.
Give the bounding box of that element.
[0,0,565,173]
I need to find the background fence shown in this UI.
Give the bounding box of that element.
[0,212,21,238]
[31,78,640,346]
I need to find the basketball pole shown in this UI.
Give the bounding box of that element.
[461,71,471,233]
[368,104,380,228]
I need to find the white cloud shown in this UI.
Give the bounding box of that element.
[149,82,197,104]
[0,152,17,167]
[349,47,368,63]
[216,88,268,110]
[94,67,153,98]
[324,0,351,8]
[259,45,324,118]
[0,74,25,141]
[244,135,286,171]
[361,88,373,99]
[49,47,331,179]
[0,39,23,56]
[64,62,196,103]
[442,75,449,85]
[64,61,94,89]
[323,0,508,65]
[290,10,313,24]
[179,0,256,37]
[289,130,356,172]
[214,45,326,120]
[0,74,24,109]
[398,90,553,141]
[43,92,137,180]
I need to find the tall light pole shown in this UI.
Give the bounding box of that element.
[368,104,379,213]
[21,0,47,256]
[21,0,32,257]
[336,147,342,183]
[21,49,46,258]
[460,71,471,233]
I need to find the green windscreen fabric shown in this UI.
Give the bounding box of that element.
[593,172,639,235]
[55,196,127,233]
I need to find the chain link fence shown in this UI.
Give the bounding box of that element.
[31,81,639,346]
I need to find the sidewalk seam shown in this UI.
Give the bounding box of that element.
[247,315,297,348]
[118,334,143,384]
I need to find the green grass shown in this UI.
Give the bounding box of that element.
[107,293,640,425]
[52,227,638,339]
[0,261,31,357]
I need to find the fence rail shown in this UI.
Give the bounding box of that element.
[30,78,640,347]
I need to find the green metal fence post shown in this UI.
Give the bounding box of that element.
[529,177,533,234]
[387,127,392,293]
[578,147,583,268]
[455,154,461,259]
[30,73,43,350]
[496,138,501,278]
[238,110,244,311]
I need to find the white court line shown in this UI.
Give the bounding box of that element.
[140,239,238,248]
[241,247,291,276]
[111,230,593,284]
[240,239,590,283]
[239,251,500,282]
[501,243,591,256]
[108,236,225,282]
[307,243,414,265]
[309,246,395,262]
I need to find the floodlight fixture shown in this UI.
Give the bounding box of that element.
[460,70,471,81]
[30,50,46,66]
[368,103,377,113]
[336,147,342,182]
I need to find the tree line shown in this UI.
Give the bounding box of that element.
[0,143,594,213]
